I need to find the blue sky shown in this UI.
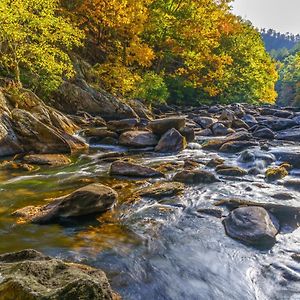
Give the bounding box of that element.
[231,0,300,35]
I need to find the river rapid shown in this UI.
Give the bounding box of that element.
[0,139,300,300]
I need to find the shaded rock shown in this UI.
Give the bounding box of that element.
[179,127,195,143]
[194,116,216,128]
[196,128,213,136]
[55,79,137,120]
[183,159,201,170]
[83,128,118,139]
[220,141,258,153]
[110,161,164,178]
[211,122,233,136]
[155,128,187,153]
[253,127,275,139]
[216,165,247,177]
[242,114,257,127]
[0,91,23,156]
[197,208,223,218]
[97,137,119,145]
[173,169,219,184]
[12,109,87,154]
[206,158,225,168]
[261,108,293,118]
[119,130,158,147]
[219,109,234,122]
[149,117,185,135]
[107,118,139,133]
[271,151,300,168]
[265,166,288,181]
[232,119,250,130]
[223,206,279,246]
[0,249,115,300]
[13,184,117,224]
[257,116,297,131]
[275,127,300,142]
[127,98,153,120]
[136,182,185,199]
[23,154,71,166]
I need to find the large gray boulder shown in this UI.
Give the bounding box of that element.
[55,79,137,120]
[224,206,279,246]
[13,184,117,224]
[149,117,185,135]
[0,249,116,300]
[155,128,187,153]
[12,109,87,154]
[119,131,158,147]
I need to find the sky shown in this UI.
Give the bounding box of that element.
[231,0,300,35]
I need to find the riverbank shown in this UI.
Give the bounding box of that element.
[0,91,300,299]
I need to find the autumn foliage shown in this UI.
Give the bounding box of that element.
[0,0,279,104]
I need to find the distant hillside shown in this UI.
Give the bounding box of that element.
[260,29,300,52]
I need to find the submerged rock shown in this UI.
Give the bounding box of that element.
[155,128,187,153]
[0,249,116,300]
[110,161,164,178]
[149,117,185,135]
[223,206,279,246]
[22,154,71,166]
[135,182,185,199]
[13,184,117,224]
[173,169,219,184]
[216,165,247,177]
[119,130,158,147]
[0,160,35,172]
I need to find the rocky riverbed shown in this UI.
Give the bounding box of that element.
[1,93,300,299]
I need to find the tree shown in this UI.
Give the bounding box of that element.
[0,0,84,93]
[277,52,300,106]
[216,20,278,104]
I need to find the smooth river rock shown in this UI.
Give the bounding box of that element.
[13,184,117,224]
[119,130,158,147]
[224,206,279,246]
[155,128,187,153]
[173,169,219,184]
[149,117,185,135]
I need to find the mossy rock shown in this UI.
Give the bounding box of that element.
[265,166,288,181]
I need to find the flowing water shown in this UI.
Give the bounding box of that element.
[0,140,300,300]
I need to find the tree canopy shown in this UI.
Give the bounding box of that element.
[0,0,280,105]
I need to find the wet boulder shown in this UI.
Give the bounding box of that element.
[83,128,118,139]
[253,127,275,139]
[223,206,279,246]
[13,184,117,224]
[211,122,234,136]
[135,182,185,199]
[216,165,247,177]
[271,151,300,168]
[22,154,71,166]
[155,128,187,153]
[0,249,116,300]
[11,109,87,154]
[219,140,258,153]
[275,127,300,142]
[179,127,195,143]
[107,118,139,133]
[265,166,288,181]
[194,116,216,129]
[110,161,164,178]
[119,130,158,147]
[149,117,185,135]
[173,169,219,184]
[256,116,297,131]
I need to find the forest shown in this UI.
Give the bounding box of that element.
[0,0,287,107]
